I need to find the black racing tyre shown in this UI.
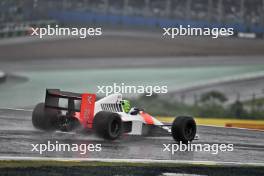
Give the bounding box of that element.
[171,116,196,144]
[93,111,123,140]
[32,103,59,130]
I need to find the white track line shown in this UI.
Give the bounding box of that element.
[0,156,263,167]
[200,124,264,132]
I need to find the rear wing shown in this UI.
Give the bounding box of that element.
[45,89,83,112]
[45,89,96,128]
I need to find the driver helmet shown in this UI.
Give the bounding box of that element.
[121,100,131,113]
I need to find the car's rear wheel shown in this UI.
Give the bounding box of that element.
[32,103,60,130]
[93,111,123,140]
[171,116,196,143]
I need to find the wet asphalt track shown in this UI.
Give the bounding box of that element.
[0,108,263,164]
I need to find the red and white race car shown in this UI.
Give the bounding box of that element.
[32,89,197,143]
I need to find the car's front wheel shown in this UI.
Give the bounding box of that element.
[171,116,196,143]
[93,111,123,140]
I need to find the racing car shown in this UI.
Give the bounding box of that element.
[32,89,197,143]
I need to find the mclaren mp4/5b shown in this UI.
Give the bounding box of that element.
[32,89,197,143]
